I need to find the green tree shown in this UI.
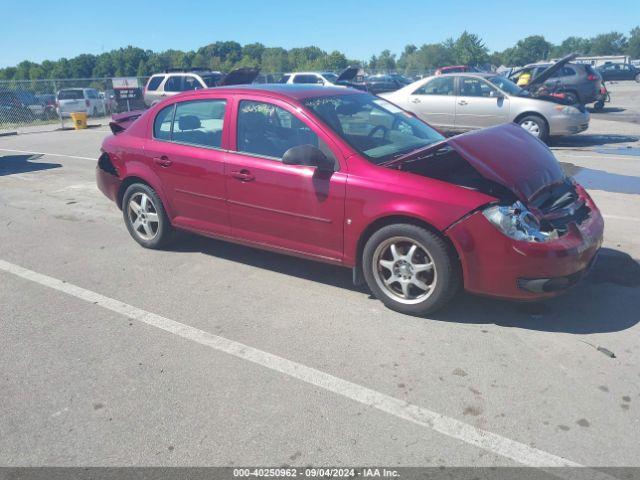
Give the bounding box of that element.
[453,31,488,65]
[590,31,627,55]
[551,36,592,57]
[627,26,640,58]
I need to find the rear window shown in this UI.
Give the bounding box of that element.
[58,90,84,100]
[146,76,164,91]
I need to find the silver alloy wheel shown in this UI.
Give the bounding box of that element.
[520,120,541,137]
[127,192,160,241]
[372,236,437,305]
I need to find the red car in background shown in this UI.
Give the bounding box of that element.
[97,85,603,316]
[435,65,481,75]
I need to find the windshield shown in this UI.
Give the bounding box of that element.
[322,73,338,83]
[303,94,444,164]
[487,76,525,96]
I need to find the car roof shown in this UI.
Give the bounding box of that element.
[178,84,364,101]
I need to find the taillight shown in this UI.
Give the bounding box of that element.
[587,74,598,81]
[85,99,90,107]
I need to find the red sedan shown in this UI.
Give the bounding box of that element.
[97,85,603,316]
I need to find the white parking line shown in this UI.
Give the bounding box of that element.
[0,148,95,161]
[0,258,616,480]
[603,214,640,222]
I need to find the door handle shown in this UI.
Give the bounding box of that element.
[411,97,421,103]
[231,169,255,182]
[458,100,468,106]
[153,156,172,167]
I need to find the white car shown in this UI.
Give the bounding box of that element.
[381,73,589,142]
[56,88,106,118]
[281,71,341,86]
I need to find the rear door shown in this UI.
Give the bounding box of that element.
[144,97,231,236]
[225,96,346,262]
[454,76,510,130]
[402,76,456,128]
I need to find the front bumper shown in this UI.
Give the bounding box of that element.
[446,196,604,300]
[548,112,590,136]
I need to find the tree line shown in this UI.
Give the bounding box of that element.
[1,28,638,82]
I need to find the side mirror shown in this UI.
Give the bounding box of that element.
[282,145,334,172]
[490,90,504,99]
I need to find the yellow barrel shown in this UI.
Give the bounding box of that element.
[70,112,88,130]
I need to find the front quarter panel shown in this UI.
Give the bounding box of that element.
[343,164,497,266]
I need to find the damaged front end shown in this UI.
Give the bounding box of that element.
[392,123,604,299]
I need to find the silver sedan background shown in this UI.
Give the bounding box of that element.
[380,73,589,142]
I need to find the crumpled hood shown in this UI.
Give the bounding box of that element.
[446,123,566,203]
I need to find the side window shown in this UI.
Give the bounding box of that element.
[237,100,331,161]
[164,76,183,92]
[183,76,202,91]
[459,77,495,97]
[558,67,576,77]
[153,104,175,140]
[171,100,226,148]
[147,76,164,91]
[413,77,454,96]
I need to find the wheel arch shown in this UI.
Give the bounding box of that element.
[352,214,461,285]
[513,110,548,127]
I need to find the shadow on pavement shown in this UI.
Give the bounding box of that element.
[587,107,626,113]
[560,162,640,195]
[170,234,640,334]
[551,134,639,148]
[0,154,61,176]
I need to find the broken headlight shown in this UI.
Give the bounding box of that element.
[482,201,558,242]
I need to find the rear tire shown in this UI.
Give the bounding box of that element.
[635,73,640,83]
[363,224,461,316]
[517,114,549,143]
[122,183,174,249]
[593,100,604,111]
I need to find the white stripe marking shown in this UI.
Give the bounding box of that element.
[0,258,615,480]
[0,148,95,161]
[603,214,640,222]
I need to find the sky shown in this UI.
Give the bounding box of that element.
[1,0,639,68]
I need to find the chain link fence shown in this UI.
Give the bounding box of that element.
[1,70,438,135]
[0,77,149,135]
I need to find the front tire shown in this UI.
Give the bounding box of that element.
[122,183,173,249]
[363,224,461,316]
[635,73,640,83]
[518,114,549,143]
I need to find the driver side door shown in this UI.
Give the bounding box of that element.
[225,96,347,262]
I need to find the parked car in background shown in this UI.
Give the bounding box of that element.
[365,73,413,94]
[15,91,48,119]
[56,88,106,118]
[381,73,589,142]
[0,90,35,122]
[435,65,481,75]
[282,67,368,91]
[509,57,601,104]
[596,63,640,82]
[143,68,259,106]
[97,84,603,316]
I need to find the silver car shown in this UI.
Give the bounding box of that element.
[380,73,589,142]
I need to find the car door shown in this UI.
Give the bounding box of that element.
[454,76,510,130]
[225,96,346,262]
[144,97,231,236]
[401,76,456,129]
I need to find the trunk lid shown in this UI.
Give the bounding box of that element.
[526,53,576,89]
[109,110,144,134]
[446,123,565,203]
